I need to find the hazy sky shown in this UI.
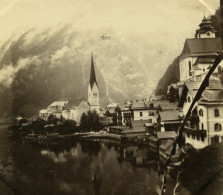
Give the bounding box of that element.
[0,0,220,41]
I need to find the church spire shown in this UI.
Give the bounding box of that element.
[89,52,97,89]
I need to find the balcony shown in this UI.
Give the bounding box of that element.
[184,127,207,141]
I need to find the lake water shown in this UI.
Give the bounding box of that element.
[0,125,173,195]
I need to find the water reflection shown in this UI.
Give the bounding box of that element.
[8,139,162,195]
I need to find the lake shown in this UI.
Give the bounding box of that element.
[0,125,173,195]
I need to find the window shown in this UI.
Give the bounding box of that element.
[188,96,191,103]
[199,109,203,117]
[140,112,143,117]
[93,93,97,97]
[215,123,222,131]
[214,108,220,117]
[201,123,204,130]
[189,61,192,76]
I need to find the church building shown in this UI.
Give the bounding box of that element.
[179,16,222,82]
[88,53,100,114]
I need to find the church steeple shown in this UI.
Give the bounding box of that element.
[88,53,100,113]
[89,53,97,89]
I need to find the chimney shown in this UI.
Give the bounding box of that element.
[221,0,223,47]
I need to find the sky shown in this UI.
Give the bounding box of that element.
[0,0,220,40]
[0,0,221,87]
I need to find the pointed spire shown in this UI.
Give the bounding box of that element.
[89,52,97,89]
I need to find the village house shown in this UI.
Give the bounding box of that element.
[39,109,49,121]
[131,100,157,122]
[158,110,183,132]
[102,103,122,126]
[120,101,132,126]
[179,76,223,148]
[46,101,68,119]
[62,98,90,125]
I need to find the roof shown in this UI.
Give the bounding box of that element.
[39,109,48,114]
[207,77,223,90]
[180,38,222,60]
[121,127,146,134]
[157,131,176,139]
[144,123,156,127]
[89,53,97,89]
[64,98,88,110]
[132,120,153,127]
[48,101,68,108]
[159,110,182,122]
[159,139,174,150]
[150,100,178,110]
[194,57,215,65]
[185,81,202,90]
[200,90,223,102]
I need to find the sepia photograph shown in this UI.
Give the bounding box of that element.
[0,0,223,194]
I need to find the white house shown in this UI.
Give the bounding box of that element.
[131,100,157,123]
[180,77,223,149]
[46,101,68,119]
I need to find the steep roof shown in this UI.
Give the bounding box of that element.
[180,38,222,60]
[64,98,88,110]
[89,53,97,89]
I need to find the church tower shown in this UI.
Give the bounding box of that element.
[88,53,100,113]
[195,16,217,38]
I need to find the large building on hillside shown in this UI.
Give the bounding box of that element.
[179,16,223,83]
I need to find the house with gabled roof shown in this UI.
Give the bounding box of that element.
[46,101,68,119]
[178,76,223,148]
[62,98,90,125]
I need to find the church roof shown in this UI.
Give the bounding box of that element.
[89,53,98,89]
[180,38,222,60]
[64,98,89,110]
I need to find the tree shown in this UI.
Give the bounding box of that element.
[80,112,88,131]
[47,114,58,124]
[80,110,102,131]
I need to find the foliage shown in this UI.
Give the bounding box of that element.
[80,110,103,131]
[166,86,179,102]
[47,114,59,125]
[180,144,223,194]
[59,119,77,135]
